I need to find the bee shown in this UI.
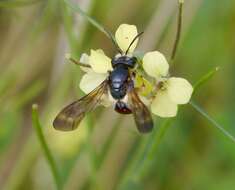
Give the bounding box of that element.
[53,33,153,133]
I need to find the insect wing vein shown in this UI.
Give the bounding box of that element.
[53,81,108,131]
[128,88,153,133]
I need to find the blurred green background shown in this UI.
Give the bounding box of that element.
[0,0,235,189]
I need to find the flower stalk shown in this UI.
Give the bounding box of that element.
[171,0,184,60]
[32,104,62,190]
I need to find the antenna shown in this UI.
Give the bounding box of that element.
[125,32,144,55]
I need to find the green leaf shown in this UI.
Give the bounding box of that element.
[190,101,235,143]
[191,66,235,143]
[31,104,62,190]
[193,66,220,93]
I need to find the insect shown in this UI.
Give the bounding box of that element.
[53,32,153,133]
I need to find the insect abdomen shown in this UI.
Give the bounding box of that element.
[115,100,132,114]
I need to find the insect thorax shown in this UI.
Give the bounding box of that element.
[111,55,137,69]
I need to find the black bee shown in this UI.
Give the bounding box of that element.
[53,33,153,133]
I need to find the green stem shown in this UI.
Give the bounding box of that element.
[193,67,220,93]
[31,104,62,190]
[190,67,235,143]
[63,0,122,53]
[189,101,235,143]
[171,0,184,61]
[118,119,173,189]
[135,119,173,181]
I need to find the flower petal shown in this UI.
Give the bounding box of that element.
[79,53,92,72]
[115,24,138,53]
[89,49,112,73]
[151,91,178,117]
[100,94,112,107]
[167,77,193,104]
[79,71,108,94]
[80,53,89,64]
[143,51,169,79]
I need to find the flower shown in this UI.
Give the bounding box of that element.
[78,24,139,104]
[78,49,112,107]
[79,49,110,94]
[115,24,138,53]
[142,51,193,117]
[77,23,193,117]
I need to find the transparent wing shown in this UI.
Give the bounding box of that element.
[128,88,153,133]
[53,80,108,131]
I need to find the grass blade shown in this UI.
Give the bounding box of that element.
[193,66,220,93]
[31,104,62,190]
[190,101,235,143]
[191,67,235,142]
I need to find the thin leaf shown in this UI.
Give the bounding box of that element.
[190,101,235,143]
[31,104,62,190]
[191,67,235,143]
[193,66,220,93]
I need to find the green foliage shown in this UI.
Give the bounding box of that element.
[32,104,62,189]
[0,0,40,8]
[0,0,235,189]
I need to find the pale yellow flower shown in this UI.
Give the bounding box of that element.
[89,49,112,73]
[142,51,193,117]
[78,50,111,107]
[142,51,169,79]
[77,24,193,118]
[115,24,138,53]
[79,24,139,99]
[79,49,110,94]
